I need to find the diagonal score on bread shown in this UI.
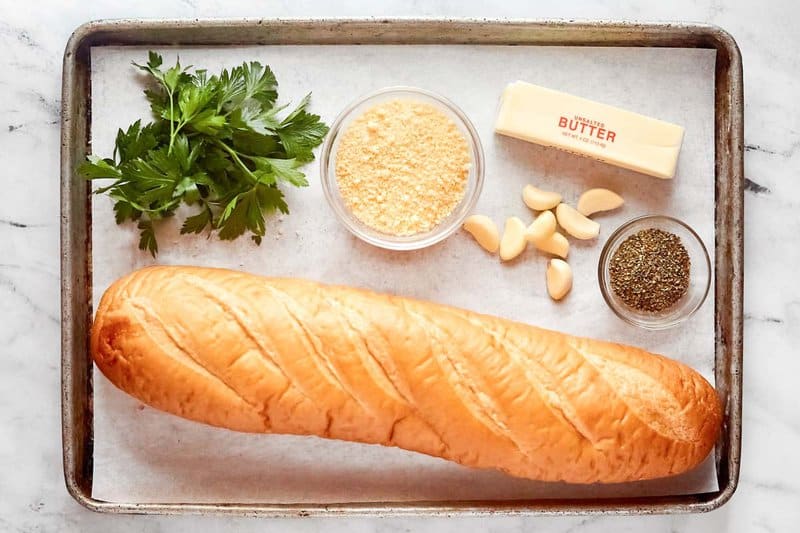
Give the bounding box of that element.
[91,265,722,484]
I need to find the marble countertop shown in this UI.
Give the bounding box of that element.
[1,0,796,531]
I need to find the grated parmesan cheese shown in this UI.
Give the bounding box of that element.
[335,99,471,236]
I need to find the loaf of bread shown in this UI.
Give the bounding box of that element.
[91,266,721,484]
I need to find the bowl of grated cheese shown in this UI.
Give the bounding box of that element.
[320,86,485,250]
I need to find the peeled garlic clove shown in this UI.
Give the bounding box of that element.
[533,231,569,259]
[556,203,600,240]
[525,210,556,243]
[499,217,527,261]
[546,258,573,301]
[577,188,624,216]
[463,215,500,253]
[523,185,562,211]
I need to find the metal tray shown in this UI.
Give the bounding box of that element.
[60,18,743,516]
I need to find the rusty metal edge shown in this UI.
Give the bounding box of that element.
[61,17,95,514]
[60,17,744,517]
[704,23,744,513]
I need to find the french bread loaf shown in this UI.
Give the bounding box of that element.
[91,266,722,483]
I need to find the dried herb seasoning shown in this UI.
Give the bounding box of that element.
[609,228,690,312]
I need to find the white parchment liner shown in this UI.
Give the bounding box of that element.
[90,44,717,503]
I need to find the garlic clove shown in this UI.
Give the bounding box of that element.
[556,203,600,240]
[525,210,557,243]
[463,215,500,253]
[499,217,528,261]
[522,185,562,211]
[577,188,624,216]
[546,259,573,300]
[533,231,569,259]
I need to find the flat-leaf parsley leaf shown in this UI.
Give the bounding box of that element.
[80,51,328,256]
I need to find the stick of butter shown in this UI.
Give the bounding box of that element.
[495,81,684,179]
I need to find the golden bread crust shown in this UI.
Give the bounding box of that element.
[91,266,722,483]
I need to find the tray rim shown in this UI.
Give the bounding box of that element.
[60,17,744,517]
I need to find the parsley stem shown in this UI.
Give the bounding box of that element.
[170,119,188,151]
[167,89,176,154]
[211,139,258,183]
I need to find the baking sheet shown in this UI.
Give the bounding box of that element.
[89,44,717,503]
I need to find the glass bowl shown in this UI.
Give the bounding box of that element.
[319,86,485,251]
[598,215,711,330]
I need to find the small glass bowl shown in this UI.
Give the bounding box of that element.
[319,86,485,251]
[598,215,711,330]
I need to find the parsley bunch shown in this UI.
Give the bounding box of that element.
[80,51,329,256]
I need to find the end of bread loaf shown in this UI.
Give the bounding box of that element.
[563,337,722,481]
[91,267,270,433]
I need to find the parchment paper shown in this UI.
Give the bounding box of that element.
[90,44,717,503]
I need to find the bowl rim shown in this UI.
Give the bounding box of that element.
[319,85,485,251]
[597,214,712,330]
